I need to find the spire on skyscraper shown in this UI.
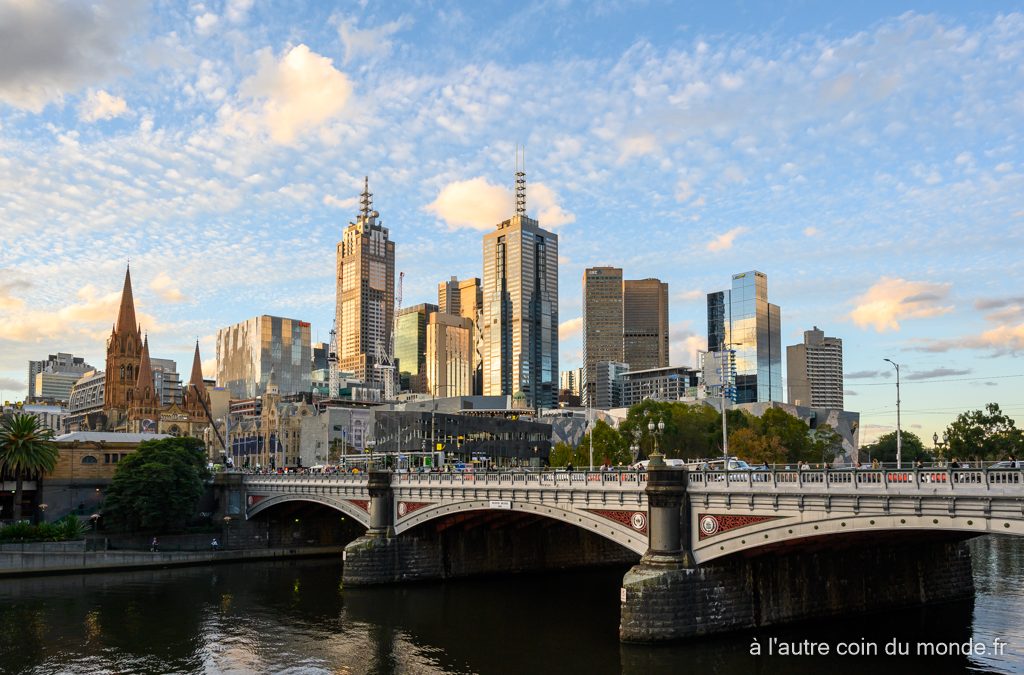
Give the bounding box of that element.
[515,145,526,217]
[360,176,373,219]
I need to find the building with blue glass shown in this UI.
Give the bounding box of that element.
[706,270,782,404]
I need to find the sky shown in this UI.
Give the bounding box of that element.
[0,0,1022,445]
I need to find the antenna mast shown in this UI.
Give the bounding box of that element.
[515,144,526,217]
[328,327,340,399]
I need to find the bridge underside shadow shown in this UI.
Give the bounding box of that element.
[344,509,640,586]
[249,501,368,549]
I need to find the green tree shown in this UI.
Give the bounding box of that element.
[944,403,1024,462]
[579,420,630,466]
[0,413,59,522]
[102,436,210,532]
[758,408,816,464]
[860,431,927,464]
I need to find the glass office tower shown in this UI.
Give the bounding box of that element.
[216,315,312,398]
[706,271,782,404]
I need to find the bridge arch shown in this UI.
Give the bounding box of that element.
[693,512,1024,564]
[247,493,371,528]
[393,498,649,556]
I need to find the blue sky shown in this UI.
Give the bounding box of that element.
[1,1,1022,445]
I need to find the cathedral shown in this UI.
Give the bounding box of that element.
[103,265,213,437]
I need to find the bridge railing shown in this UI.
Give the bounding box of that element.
[688,468,1024,490]
[393,470,648,488]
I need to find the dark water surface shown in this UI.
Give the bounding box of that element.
[1,536,1021,674]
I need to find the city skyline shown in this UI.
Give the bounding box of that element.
[1,2,1023,444]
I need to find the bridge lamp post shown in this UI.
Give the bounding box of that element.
[884,358,902,469]
[648,418,665,463]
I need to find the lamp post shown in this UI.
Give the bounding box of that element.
[933,431,948,461]
[588,405,594,471]
[884,358,902,469]
[647,417,665,463]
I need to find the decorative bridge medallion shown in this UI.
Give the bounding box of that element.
[585,509,648,535]
[698,513,784,539]
[348,499,370,513]
[397,501,432,518]
[246,495,266,507]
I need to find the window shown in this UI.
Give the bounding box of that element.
[81,455,98,464]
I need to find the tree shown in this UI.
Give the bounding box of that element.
[0,413,59,522]
[578,420,630,466]
[102,437,210,532]
[758,408,816,464]
[860,431,926,464]
[944,403,1024,462]
[812,424,845,465]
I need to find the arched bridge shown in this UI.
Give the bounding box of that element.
[235,466,1024,563]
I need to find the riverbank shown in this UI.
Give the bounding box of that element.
[0,544,346,578]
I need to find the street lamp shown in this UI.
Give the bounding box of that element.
[884,358,902,469]
[933,431,948,460]
[647,417,666,464]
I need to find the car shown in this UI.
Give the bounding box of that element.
[991,461,1023,469]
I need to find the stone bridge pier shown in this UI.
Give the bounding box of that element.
[618,458,975,642]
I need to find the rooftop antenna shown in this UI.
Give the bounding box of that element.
[360,176,372,219]
[515,144,526,217]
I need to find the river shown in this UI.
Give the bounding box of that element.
[1,536,1021,674]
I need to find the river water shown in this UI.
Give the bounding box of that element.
[1,536,1021,674]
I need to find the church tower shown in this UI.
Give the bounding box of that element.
[104,265,143,427]
[129,336,160,431]
[183,341,212,425]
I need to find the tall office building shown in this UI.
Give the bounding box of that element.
[707,270,782,403]
[28,353,93,401]
[559,367,584,399]
[335,178,395,384]
[594,360,630,409]
[437,277,483,394]
[623,278,669,371]
[150,358,181,406]
[395,303,437,393]
[481,170,558,409]
[216,315,313,398]
[787,326,844,409]
[425,311,474,398]
[582,267,624,406]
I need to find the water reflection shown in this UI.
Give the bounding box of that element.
[0,536,1020,674]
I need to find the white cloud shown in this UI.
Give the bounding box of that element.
[803,226,820,237]
[194,12,219,35]
[617,134,659,163]
[675,179,694,203]
[849,277,953,332]
[225,0,254,23]
[674,289,703,302]
[149,272,186,303]
[425,177,573,230]
[706,226,748,252]
[238,44,353,144]
[0,283,161,342]
[559,317,583,340]
[323,194,359,210]
[78,89,130,122]
[0,0,138,112]
[337,15,413,65]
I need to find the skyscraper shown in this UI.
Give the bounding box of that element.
[582,267,624,406]
[395,303,437,393]
[437,276,483,394]
[28,353,92,401]
[216,315,313,398]
[707,270,782,403]
[425,311,474,398]
[481,169,558,409]
[787,326,844,408]
[335,178,395,384]
[623,278,669,371]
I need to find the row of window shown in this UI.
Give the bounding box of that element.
[80,453,129,465]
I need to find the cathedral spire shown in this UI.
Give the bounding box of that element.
[189,341,205,391]
[115,265,140,337]
[135,335,154,398]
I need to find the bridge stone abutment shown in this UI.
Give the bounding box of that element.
[619,464,975,642]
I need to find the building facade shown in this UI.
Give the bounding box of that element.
[426,311,474,398]
[582,267,624,406]
[481,203,559,409]
[103,266,145,427]
[707,270,782,404]
[65,370,105,432]
[594,360,630,409]
[621,366,701,407]
[623,278,669,372]
[787,326,844,409]
[28,353,93,402]
[335,178,396,384]
[395,303,437,394]
[216,315,312,398]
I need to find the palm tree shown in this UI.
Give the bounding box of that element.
[0,413,59,522]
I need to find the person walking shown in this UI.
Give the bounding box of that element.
[211,538,219,551]
[150,537,159,552]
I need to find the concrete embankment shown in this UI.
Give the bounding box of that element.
[0,545,346,578]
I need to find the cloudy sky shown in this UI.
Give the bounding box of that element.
[1,0,1022,444]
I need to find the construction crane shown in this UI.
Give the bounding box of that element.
[374,270,403,400]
